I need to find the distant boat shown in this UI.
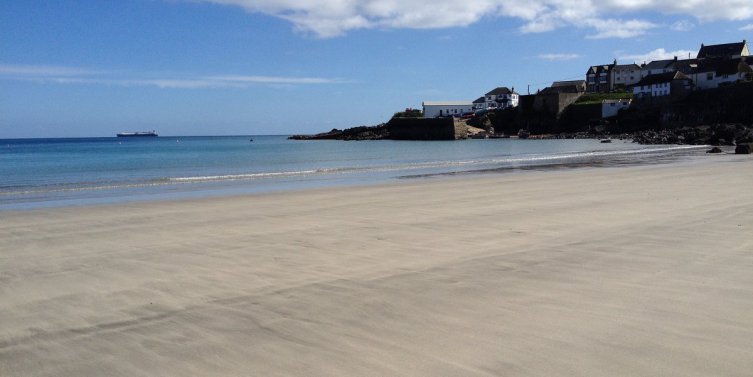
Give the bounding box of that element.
[600,139,612,143]
[117,131,158,137]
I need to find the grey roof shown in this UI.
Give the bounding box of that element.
[635,71,690,86]
[485,87,517,96]
[552,80,586,87]
[698,41,748,59]
[587,63,615,75]
[643,59,676,70]
[672,59,699,74]
[613,64,641,72]
[473,96,486,104]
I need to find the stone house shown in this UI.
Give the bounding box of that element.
[551,80,586,93]
[586,61,616,93]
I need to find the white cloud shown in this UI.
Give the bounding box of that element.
[538,53,580,61]
[583,18,657,39]
[190,0,753,38]
[741,24,753,30]
[0,64,348,88]
[618,48,697,63]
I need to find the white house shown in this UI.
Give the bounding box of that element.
[602,99,632,118]
[422,101,473,118]
[633,71,692,100]
[484,87,519,109]
[693,57,753,90]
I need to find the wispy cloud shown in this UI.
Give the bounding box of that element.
[670,20,695,31]
[618,48,697,63]
[538,53,580,61]
[0,64,106,77]
[188,0,753,39]
[741,24,753,30]
[0,64,349,88]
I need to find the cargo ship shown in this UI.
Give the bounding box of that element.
[116,131,158,137]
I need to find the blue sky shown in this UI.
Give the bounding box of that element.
[1,0,752,138]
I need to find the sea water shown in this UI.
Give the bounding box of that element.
[0,135,707,210]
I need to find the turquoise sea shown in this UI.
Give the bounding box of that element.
[0,135,707,210]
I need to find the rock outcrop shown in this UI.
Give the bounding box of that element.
[735,144,751,154]
[289,117,467,141]
[288,124,389,141]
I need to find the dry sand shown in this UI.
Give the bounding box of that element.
[1,157,752,376]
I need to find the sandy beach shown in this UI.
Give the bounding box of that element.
[1,156,752,376]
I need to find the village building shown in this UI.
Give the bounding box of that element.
[640,58,678,78]
[697,40,749,60]
[602,99,632,118]
[484,87,519,109]
[610,64,641,91]
[632,71,692,101]
[693,57,753,90]
[472,97,486,111]
[551,80,586,93]
[533,87,583,115]
[672,58,699,75]
[422,101,473,118]
[586,61,616,93]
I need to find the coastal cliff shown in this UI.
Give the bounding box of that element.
[292,83,753,145]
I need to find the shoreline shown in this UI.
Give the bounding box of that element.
[0,142,715,212]
[2,156,752,376]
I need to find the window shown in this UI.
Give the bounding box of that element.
[707,73,713,80]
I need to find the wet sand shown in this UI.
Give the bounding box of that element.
[1,157,752,376]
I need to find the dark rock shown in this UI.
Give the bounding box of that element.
[735,144,751,154]
[707,147,723,153]
[289,124,389,140]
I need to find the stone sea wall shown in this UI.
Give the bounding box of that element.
[387,117,465,140]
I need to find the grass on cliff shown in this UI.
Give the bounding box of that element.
[575,92,634,105]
